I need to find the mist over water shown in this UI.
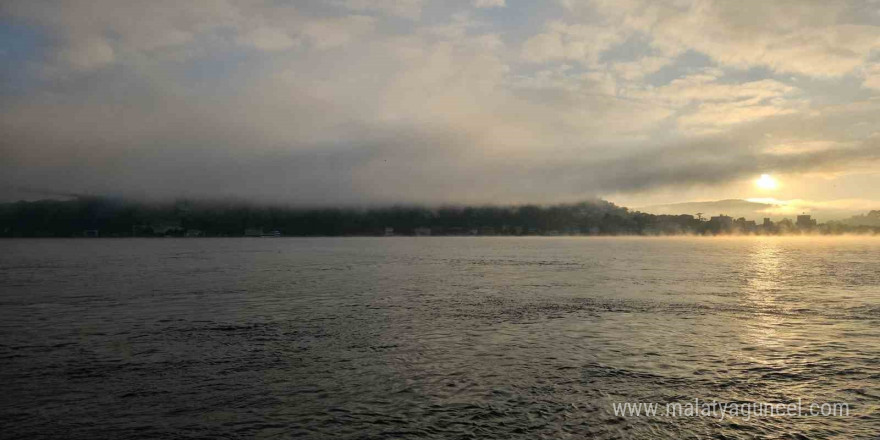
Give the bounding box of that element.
[1,237,878,438]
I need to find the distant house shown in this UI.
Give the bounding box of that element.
[152,221,182,235]
[83,229,99,237]
[796,215,817,229]
[707,215,734,234]
[759,218,775,234]
[262,230,281,237]
[709,215,733,227]
[185,229,204,237]
[414,227,431,236]
[384,227,394,236]
[244,228,263,237]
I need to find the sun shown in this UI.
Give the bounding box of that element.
[755,174,779,190]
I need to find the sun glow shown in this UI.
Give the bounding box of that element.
[755,174,779,190]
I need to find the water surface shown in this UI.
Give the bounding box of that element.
[1,237,878,438]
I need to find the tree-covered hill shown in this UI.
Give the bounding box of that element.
[0,197,875,237]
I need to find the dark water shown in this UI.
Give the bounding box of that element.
[1,237,878,439]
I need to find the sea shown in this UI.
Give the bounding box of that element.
[1,237,878,439]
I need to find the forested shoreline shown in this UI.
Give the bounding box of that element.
[1,197,877,237]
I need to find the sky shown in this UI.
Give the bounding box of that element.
[1,0,879,217]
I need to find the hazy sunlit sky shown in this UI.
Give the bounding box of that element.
[1,0,879,215]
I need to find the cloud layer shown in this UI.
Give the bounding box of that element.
[1,0,879,207]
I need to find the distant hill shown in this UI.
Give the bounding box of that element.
[1,196,876,237]
[837,210,880,227]
[638,199,783,221]
[638,199,869,222]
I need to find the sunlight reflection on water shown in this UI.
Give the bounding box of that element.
[0,237,878,438]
